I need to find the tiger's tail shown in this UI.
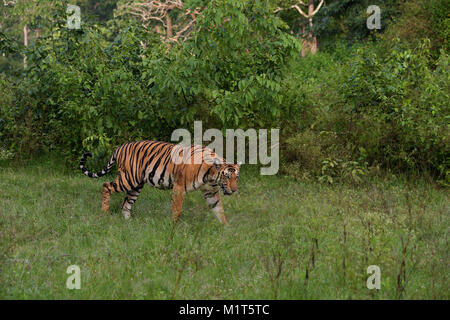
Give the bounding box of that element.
[79,151,116,178]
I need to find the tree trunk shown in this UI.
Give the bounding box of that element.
[301,25,308,57]
[23,24,28,68]
[166,13,173,39]
[301,0,319,57]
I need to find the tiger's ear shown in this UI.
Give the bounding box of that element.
[213,158,222,170]
[236,161,242,168]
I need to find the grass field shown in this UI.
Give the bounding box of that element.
[0,159,448,299]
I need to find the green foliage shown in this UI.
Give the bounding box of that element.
[0,147,14,161]
[0,31,20,54]
[140,0,301,128]
[0,0,301,163]
[382,0,448,56]
[0,30,23,73]
[5,22,161,161]
[318,158,368,185]
[275,0,402,50]
[281,128,369,184]
[428,0,450,51]
[281,38,449,183]
[342,39,449,177]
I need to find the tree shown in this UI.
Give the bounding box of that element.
[1,0,58,68]
[275,0,324,56]
[118,0,204,43]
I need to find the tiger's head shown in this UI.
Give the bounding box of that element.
[213,159,241,196]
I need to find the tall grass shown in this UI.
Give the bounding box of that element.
[0,160,448,299]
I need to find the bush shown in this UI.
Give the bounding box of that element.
[342,40,449,176]
[428,0,450,52]
[280,39,449,184]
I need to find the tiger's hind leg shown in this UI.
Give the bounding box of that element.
[102,181,117,212]
[121,183,144,220]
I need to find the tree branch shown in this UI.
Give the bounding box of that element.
[310,0,324,17]
[121,1,203,44]
[275,0,324,18]
[290,4,309,18]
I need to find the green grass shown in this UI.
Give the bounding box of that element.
[0,159,448,299]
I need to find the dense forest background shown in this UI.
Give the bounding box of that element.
[0,0,448,185]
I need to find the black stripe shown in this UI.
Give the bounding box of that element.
[139,141,159,167]
[151,145,173,186]
[145,143,170,183]
[210,200,219,208]
[202,166,213,183]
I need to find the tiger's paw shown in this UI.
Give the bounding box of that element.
[123,212,131,220]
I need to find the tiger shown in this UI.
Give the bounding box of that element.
[79,140,240,225]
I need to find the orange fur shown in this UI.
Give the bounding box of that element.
[80,140,240,224]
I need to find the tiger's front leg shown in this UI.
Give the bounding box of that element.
[171,183,186,223]
[202,189,229,226]
[121,186,143,220]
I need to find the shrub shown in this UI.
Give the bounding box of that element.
[342,39,449,177]
[281,38,449,184]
